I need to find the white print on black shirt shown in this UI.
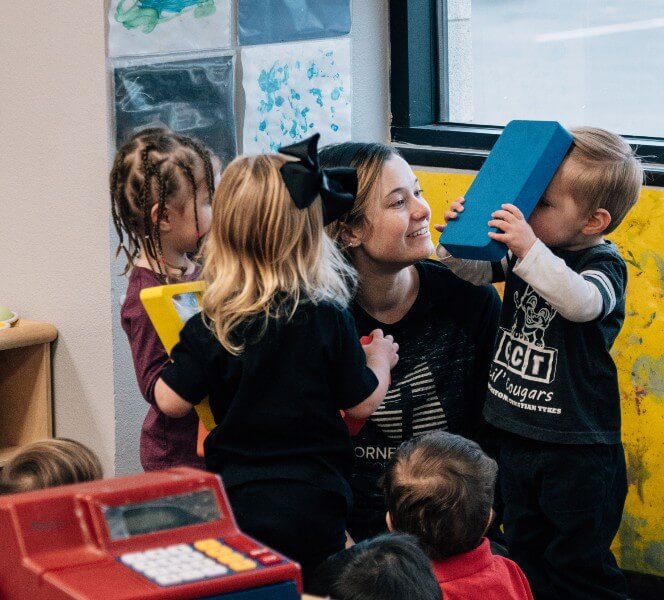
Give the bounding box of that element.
[354,445,396,460]
[490,285,562,415]
[510,285,556,347]
[494,330,558,384]
[494,285,559,384]
[368,362,447,442]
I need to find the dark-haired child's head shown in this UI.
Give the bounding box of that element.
[308,532,442,600]
[0,438,103,493]
[110,127,219,278]
[382,431,498,560]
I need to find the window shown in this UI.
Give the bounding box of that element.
[390,0,664,184]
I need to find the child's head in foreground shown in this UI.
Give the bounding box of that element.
[110,127,218,278]
[530,127,643,249]
[201,144,357,355]
[0,438,103,493]
[308,532,442,600]
[382,431,498,561]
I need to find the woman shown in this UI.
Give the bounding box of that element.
[320,143,502,541]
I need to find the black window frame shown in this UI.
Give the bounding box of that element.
[389,0,664,186]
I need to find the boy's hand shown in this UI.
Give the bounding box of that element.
[362,328,399,370]
[488,203,537,259]
[434,196,465,233]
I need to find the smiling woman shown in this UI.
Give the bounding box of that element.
[320,143,502,541]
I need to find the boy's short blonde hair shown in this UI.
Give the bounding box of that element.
[0,438,103,493]
[564,127,643,233]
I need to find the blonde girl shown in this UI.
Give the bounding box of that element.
[111,127,218,472]
[154,134,398,584]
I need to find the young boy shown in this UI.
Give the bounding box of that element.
[437,127,643,599]
[382,431,533,600]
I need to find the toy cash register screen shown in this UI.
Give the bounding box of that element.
[103,489,221,539]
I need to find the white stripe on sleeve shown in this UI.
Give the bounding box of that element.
[513,239,604,322]
[581,270,617,314]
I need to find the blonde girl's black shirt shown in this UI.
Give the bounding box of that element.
[348,260,502,540]
[160,300,379,507]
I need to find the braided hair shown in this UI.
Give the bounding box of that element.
[110,127,216,279]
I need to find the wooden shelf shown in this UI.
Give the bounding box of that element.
[0,320,57,467]
[0,319,57,351]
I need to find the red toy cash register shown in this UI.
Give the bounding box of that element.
[0,468,301,599]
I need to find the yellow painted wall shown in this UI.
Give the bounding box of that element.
[415,169,664,576]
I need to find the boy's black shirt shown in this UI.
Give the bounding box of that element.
[484,241,627,444]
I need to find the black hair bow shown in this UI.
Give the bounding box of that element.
[279,133,358,225]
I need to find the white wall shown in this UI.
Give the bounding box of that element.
[0,4,116,474]
[0,0,390,476]
[351,0,391,142]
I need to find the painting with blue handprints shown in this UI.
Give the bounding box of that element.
[242,38,352,153]
[108,0,231,58]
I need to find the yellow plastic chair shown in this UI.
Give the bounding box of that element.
[140,281,215,456]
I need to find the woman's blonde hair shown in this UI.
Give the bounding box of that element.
[202,153,357,354]
[0,438,103,493]
[320,143,401,244]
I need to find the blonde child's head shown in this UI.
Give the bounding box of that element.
[382,431,498,561]
[0,438,103,493]
[110,127,218,277]
[557,127,643,234]
[202,148,357,355]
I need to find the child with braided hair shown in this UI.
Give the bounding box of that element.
[111,127,219,472]
[154,134,399,584]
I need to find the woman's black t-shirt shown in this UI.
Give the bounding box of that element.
[349,259,502,540]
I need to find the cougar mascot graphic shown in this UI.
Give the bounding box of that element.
[511,286,557,347]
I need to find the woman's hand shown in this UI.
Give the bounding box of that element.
[487,203,537,259]
[434,196,466,234]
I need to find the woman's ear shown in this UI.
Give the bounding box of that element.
[582,208,611,236]
[151,203,172,232]
[340,223,361,249]
[385,511,394,532]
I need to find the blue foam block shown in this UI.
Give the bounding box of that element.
[439,120,573,261]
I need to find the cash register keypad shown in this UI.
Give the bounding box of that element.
[119,538,283,587]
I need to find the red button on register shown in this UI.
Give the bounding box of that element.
[257,553,282,566]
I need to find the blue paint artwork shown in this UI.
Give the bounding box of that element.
[242,39,351,153]
[238,0,351,46]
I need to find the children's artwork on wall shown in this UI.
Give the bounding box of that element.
[242,38,351,154]
[108,0,231,58]
[238,0,351,46]
[114,55,236,167]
